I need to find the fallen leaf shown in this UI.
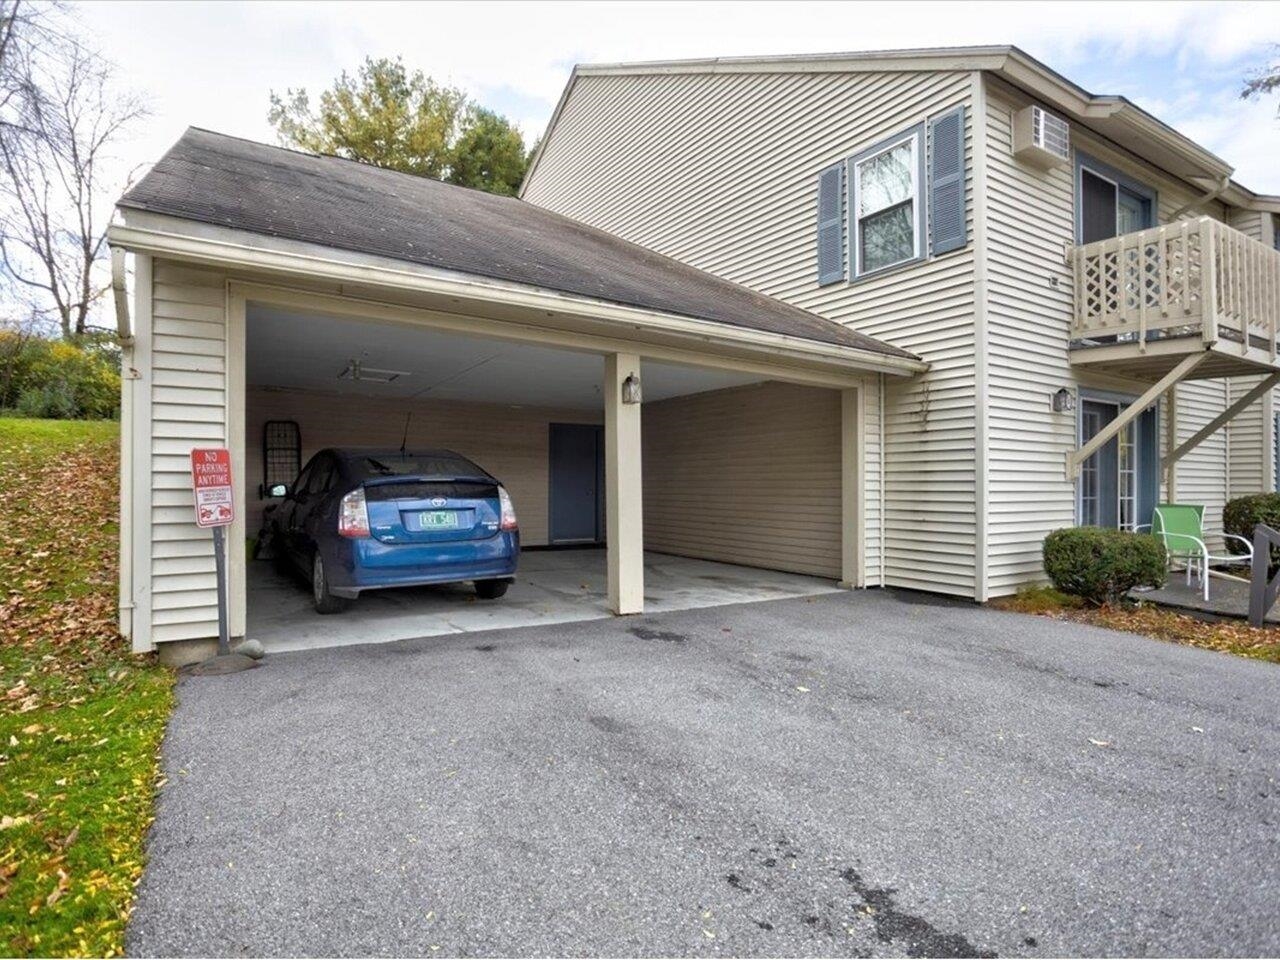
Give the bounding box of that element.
[796,686,811,693]
[1088,738,1111,748]
[45,869,69,906]
[0,815,31,830]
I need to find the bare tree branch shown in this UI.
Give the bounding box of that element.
[0,1,147,338]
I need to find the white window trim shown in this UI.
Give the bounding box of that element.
[851,128,924,279]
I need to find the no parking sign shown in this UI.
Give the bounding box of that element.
[190,448,234,527]
[190,447,234,656]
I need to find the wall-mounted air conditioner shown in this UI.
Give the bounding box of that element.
[1012,105,1070,170]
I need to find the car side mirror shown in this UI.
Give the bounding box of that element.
[267,482,290,498]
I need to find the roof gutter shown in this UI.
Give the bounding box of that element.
[107,219,927,378]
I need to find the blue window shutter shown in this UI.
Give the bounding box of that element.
[928,107,966,255]
[816,163,844,285]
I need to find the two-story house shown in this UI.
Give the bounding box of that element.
[521,45,1280,600]
[107,46,1280,662]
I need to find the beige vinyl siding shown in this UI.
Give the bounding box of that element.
[981,78,1243,590]
[244,388,601,545]
[1226,213,1276,497]
[149,260,229,643]
[526,69,977,595]
[1228,208,1274,245]
[643,382,841,578]
[1227,377,1269,498]
[1173,381,1229,544]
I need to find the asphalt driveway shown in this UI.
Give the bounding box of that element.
[127,590,1280,957]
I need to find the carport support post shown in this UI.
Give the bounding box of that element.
[605,352,644,614]
[840,387,864,589]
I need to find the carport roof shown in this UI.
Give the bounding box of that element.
[118,128,915,360]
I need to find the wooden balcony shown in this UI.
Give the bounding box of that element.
[1069,217,1280,380]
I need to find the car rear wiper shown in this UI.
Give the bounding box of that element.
[363,457,395,475]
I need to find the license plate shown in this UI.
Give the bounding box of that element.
[419,510,459,528]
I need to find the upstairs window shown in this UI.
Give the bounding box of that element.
[1076,155,1156,244]
[851,128,923,276]
[815,109,966,284]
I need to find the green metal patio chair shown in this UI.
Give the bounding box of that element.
[1151,503,1253,602]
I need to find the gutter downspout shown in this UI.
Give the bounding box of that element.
[1169,175,1231,221]
[111,246,135,636]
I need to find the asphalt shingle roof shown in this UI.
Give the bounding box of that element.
[118,128,915,359]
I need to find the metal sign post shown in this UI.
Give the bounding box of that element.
[211,525,230,656]
[190,448,235,657]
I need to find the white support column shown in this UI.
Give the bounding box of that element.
[840,386,864,588]
[605,352,644,615]
[227,287,247,638]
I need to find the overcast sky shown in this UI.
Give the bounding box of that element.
[72,0,1280,193]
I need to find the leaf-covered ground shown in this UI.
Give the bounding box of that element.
[992,585,1280,664]
[0,418,174,957]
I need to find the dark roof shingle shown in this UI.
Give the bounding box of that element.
[118,128,915,359]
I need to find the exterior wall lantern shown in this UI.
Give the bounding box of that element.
[622,373,642,404]
[1051,387,1076,413]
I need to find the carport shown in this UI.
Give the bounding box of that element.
[108,129,925,663]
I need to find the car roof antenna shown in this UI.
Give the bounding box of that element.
[399,412,411,456]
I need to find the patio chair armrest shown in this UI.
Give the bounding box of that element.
[1222,533,1255,555]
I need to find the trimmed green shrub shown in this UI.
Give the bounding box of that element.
[1042,527,1167,606]
[1223,493,1280,564]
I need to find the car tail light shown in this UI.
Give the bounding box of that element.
[338,487,370,538]
[498,485,518,531]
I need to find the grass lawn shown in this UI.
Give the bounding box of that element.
[0,418,174,958]
[992,585,1280,664]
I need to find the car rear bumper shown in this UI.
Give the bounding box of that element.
[325,532,519,597]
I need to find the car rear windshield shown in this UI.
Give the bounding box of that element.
[353,454,486,480]
[364,480,499,502]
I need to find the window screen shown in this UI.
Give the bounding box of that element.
[262,420,301,498]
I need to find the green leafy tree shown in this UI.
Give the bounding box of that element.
[269,57,531,196]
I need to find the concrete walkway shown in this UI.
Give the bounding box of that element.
[248,549,842,653]
[130,590,1280,957]
[1140,574,1278,623]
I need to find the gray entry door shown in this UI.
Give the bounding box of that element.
[549,423,604,544]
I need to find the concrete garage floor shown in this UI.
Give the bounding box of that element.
[247,548,842,653]
[129,591,1280,957]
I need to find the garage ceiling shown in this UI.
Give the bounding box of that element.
[246,305,766,409]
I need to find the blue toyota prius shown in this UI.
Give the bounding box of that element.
[266,448,519,613]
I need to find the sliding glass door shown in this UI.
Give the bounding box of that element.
[1079,397,1159,531]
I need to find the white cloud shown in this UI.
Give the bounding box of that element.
[68,0,1280,191]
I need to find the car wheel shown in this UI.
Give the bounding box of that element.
[312,553,350,614]
[475,579,509,600]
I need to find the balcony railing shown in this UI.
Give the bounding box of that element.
[1070,217,1280,359]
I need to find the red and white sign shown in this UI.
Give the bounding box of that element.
[190,448,234,528]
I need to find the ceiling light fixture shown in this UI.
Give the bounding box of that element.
[339,359,411,384]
